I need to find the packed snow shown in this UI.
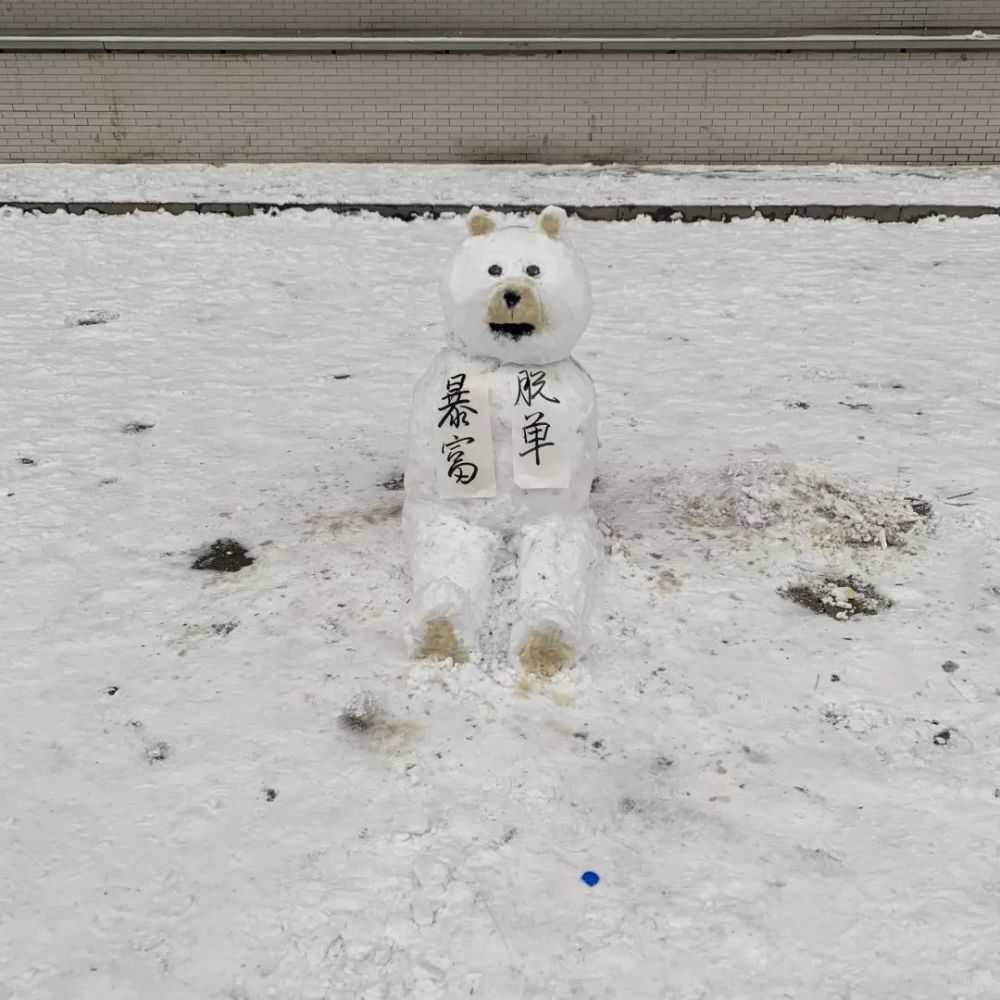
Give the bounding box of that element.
[4,162,1000,207]
[2,206,999,1000]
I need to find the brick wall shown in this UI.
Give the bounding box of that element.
[1,51,998,165]
[1,1,997,33]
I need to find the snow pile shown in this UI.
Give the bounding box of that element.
[600,459,933,552]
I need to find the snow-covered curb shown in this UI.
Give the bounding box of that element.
[4,162,1000,208]
[7,201,1000,222]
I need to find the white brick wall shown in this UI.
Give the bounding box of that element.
[1,1,997,33]
[1,51,998,164]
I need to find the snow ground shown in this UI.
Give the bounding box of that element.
[4,162,1000,206]
[2,207,999,1000]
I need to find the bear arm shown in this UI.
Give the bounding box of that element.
[406,350,455,475]
[565,358,599,448]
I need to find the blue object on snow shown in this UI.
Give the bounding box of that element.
[581,871,600,887]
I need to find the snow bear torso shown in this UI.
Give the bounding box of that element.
[405,346,598,529]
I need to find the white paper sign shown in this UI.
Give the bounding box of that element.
[435,371,497,499]
[512,368,572,489]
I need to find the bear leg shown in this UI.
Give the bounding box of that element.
[511,511,601,676]
[403,501,500,662]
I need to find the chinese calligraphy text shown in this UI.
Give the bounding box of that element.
[437,373,478,429]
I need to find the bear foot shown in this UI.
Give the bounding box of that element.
[519,625,575,678]
[413,617,468,664]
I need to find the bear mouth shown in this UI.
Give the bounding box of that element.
[489,322,536,341]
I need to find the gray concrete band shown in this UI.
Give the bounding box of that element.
[2,33,1000,53]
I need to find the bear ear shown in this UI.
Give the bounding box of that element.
[539,205,568,240]
[466,206,495,237]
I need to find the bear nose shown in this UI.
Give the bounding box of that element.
[503,290,521,309]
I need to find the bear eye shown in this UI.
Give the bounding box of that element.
[488,264,502,277]
[525,264,541,277]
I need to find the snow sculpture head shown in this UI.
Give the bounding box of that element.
[440,206,591,366]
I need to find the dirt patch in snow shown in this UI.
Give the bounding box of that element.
[339,692,419,751]
[340,691,382,731]
[780,575,892,620]
[313,502,403,534]
[191,538,254,572]
[144,740,171,764]
[66,309,119,327]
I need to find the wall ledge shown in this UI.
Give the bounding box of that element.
[2,32,1000,54]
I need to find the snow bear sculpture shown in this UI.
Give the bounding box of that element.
[403,206,601,676]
